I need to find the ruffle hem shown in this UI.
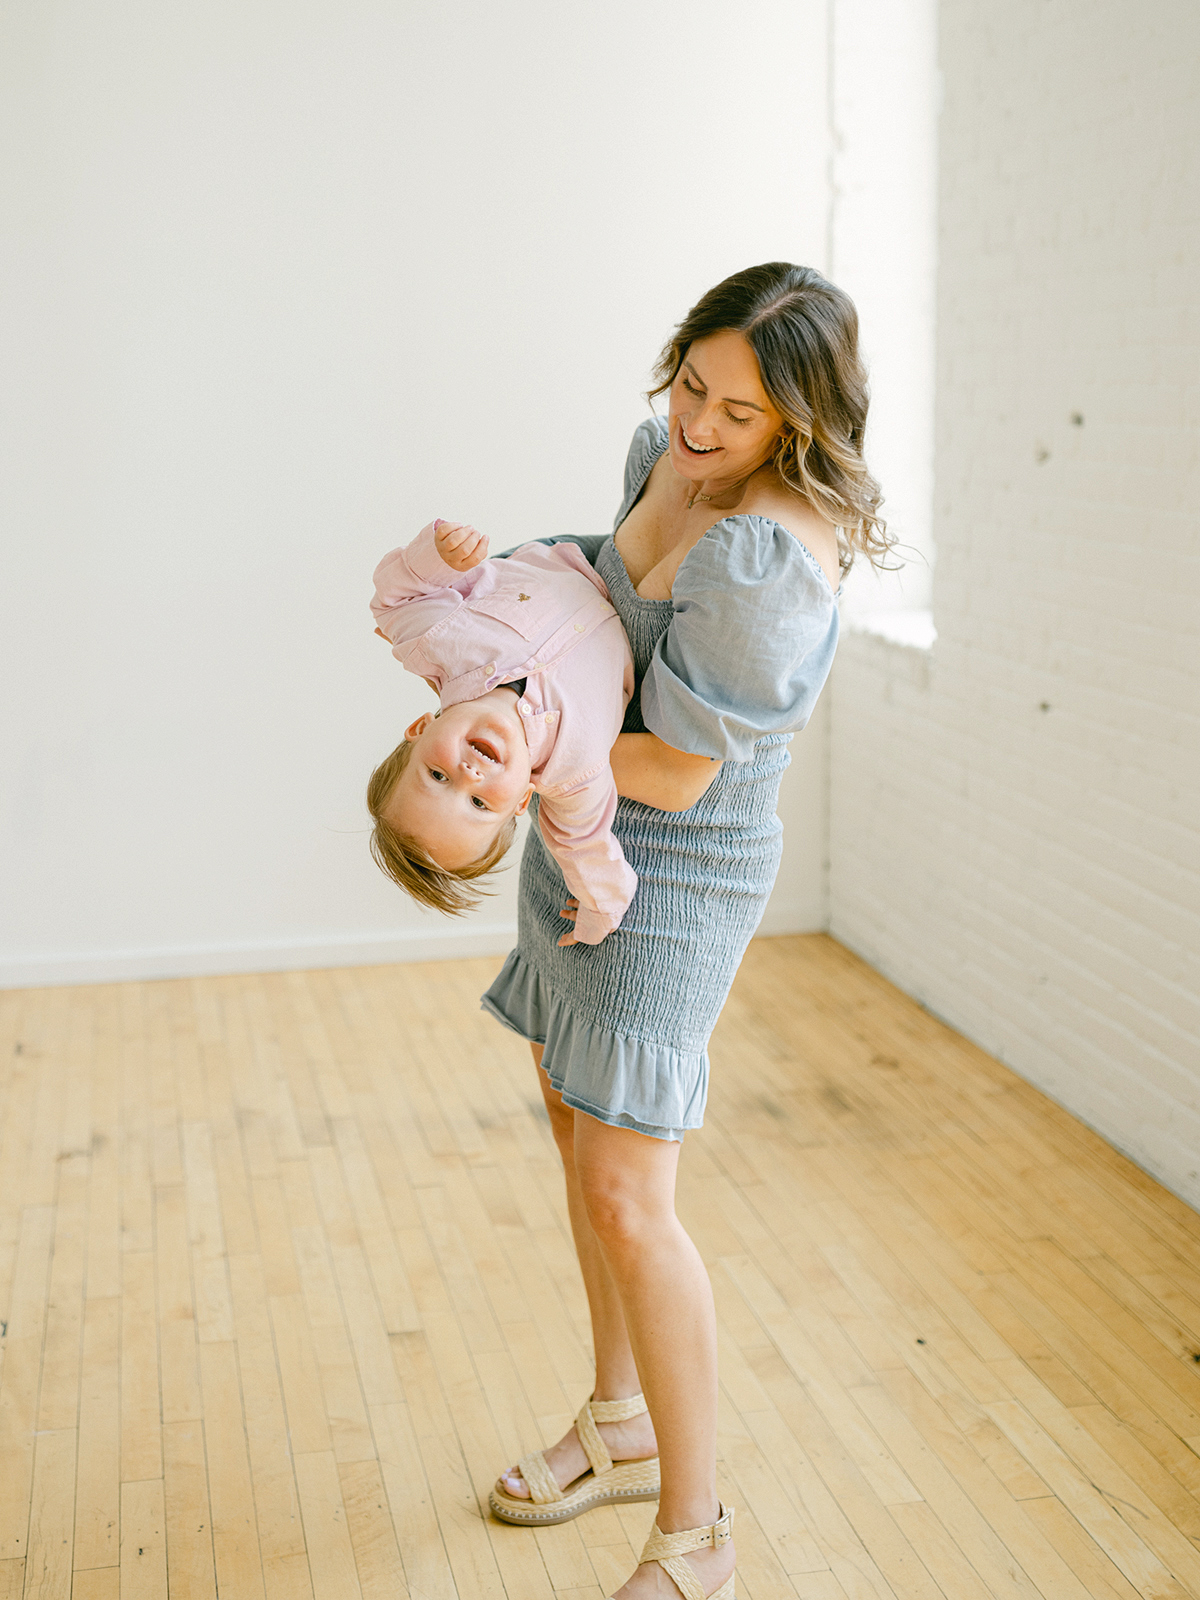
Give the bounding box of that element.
[481,950,708,1143]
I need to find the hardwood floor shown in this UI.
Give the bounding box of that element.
[1,933,1199,1599]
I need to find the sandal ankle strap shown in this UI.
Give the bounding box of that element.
[575,1391,647,1477]
[588,1392,648,1423]
[641,1502,735,1564]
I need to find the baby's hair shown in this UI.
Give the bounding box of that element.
[366,737,518,915]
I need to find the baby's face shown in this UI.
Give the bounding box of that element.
[385,688,533,870]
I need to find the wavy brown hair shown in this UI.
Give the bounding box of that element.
[366,737,517,914]
[650,262,892,571]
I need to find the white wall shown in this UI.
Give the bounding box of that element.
[829,0,939,621]
[829,0,1200,1207]
[2,0,845,984]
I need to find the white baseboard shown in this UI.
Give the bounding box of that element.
[0,923,518,990]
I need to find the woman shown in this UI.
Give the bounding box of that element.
[483,262,888,1600]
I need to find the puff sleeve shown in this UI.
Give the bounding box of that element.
[613,417,670,531]
[640,516,839,762]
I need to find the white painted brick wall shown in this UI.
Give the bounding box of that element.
[829,0,1200,1207]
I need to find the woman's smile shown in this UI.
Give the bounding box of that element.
[680,423,721,456]
[666,332,787,497]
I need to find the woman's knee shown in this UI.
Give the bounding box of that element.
[573,1118,680,1250]
[577,1159,671,1253]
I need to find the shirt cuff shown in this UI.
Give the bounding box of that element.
[571,906,619,945]
[406,521,463,587]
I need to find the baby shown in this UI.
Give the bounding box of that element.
[367,518,637,945]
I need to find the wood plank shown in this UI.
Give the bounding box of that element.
[181,1123,234,1345]
[390,1319,508,1600]
[262,1552,316,1600]
[84,994,121,1304]
[162,1419,218,1600]
[146,986,182,1190]
[269,1292,332,1456]
[371,1400,457,1600]
[338,1458,408,1600]
[200,1341,266,1600]
[252,1178,301,1298]
[118,988,154,1256]
[310,1319,375,1464]
[156,1184,202,1426]
[68,1571,119,1600]
[226,1254,306,1561]
[22,1427,75,1600]
[36,1153,88,1435]
[120,1251,162,1483]
[293,1451,363,1599]
[332,1118,421,1334]
[74,1295,120,1571]
[120,1479,168,1600]
[0,1205,55,1560]
[22,992,71,1213]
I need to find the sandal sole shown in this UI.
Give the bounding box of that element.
[489,1460,661,1526]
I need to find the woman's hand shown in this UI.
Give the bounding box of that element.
[610,733,722,812]
[434,518,489,571]
[558,898,580,947]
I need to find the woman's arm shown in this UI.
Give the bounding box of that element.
[610,732,721,813]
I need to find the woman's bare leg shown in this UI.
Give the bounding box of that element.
[536,1050,638,1397]
[497,1047,657,1498]
[573,1112,734,1598]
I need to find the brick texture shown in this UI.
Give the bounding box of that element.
[829,1,1200,1205]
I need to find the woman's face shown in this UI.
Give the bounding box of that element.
[667,330,784,490]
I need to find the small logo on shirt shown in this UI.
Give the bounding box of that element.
[518,593,531,601]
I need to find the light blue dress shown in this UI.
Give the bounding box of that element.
[482,417,839,1139]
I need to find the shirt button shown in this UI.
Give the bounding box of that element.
[486,662,496,674]
[544,712,555,724]
[574,623,585,633]
[518,700,529,714]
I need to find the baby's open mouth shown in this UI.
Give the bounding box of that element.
[468,738,501,764]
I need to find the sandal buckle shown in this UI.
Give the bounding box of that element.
[712,1505,734,1546]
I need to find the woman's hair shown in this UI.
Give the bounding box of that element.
[366,737,517,914]
[649,262,892,571]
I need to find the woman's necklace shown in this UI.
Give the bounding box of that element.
[686,464,760,513]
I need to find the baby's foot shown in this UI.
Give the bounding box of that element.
[497,1408,657,1499]
[610,1539,736,1599]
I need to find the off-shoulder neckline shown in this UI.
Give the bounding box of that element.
[618,416,837,600]
[601,540,675,609]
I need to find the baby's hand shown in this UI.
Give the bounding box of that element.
[434,518,489,572]
[557,898,580,948]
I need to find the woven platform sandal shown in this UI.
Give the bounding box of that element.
[613,1504,736,1600]
[488,1393,661,1526]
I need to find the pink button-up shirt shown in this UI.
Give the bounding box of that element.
[371,524,637,944]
